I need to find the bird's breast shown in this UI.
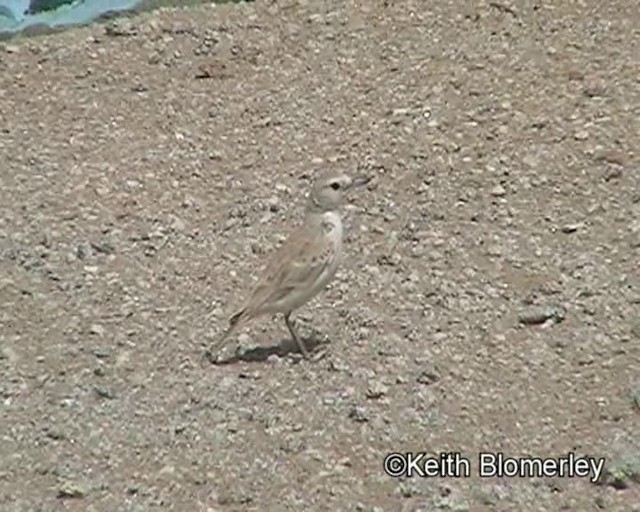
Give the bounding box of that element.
[320,211,343,239]
[321,211,343,266]
[320,212,343,259]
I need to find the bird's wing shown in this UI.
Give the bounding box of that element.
[243,225,330,313]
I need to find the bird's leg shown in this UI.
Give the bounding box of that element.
[284,312,310,359]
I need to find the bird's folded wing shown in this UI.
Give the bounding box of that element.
[247,229,328,309]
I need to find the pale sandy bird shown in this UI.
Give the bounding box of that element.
[210,171,371,359]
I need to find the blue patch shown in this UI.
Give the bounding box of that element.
[0,0,142,36]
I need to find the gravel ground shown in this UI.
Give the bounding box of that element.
[1,0,639,511]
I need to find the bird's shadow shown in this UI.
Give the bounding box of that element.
[205,334,329,365]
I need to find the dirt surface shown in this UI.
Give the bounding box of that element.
[1,0,639,510]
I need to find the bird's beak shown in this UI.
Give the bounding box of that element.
[351,174,372,188]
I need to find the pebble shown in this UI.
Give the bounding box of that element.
[89,324,105,336]
[356,327,371,340]
[92,347,111,359]
[58,480,87,499]
[76,243,89,260]
[348,406,370,423]
[237,333,251,348]
[366,381,388,399]
[238,370,261,380]
[170,215,186,231]
[518,305,566,325]
[411,245,426,258]
[416,363,441,385]
[43,426,66,440]
[595,149,627,166]
[327,359,349,373]
[267,195,280,212]
[560,222,583,234]
[157,464,176,478]
[267,354,283,364]
[94,386,116,399]
[490,184,506,197]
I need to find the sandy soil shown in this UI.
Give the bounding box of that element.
[1,0,639,510]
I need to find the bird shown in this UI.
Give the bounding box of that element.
[208,170,371,360]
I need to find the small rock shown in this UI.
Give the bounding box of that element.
[583,80,607,98]
[595,149,626,167]
[195,59,230,79]
[170,215,186,231]
[218,490,254,505]
[356,327,371,341]
[43,426,66,440]
[377,253,401,266]
[574,130,589,141]
[238,370,261,380]
[348,406,370,423]
[238,332,251,345]
[94,386,115,400]
[89,324,105,336]
[411,245,426,258]
[433,494,470,511]
[604,167,623,182]
[4,45,19,54]
[92,347,111,359]
[327,359,349,372]
[518,305,565,325]
[416,363,441,385]
[630,320,640,339]
[76,244,88,260]
[266,195,280,212]
[105,22,137,37]
[396,480,422,498]
[366,381,388,399]
[560,222,583,234]
[267,354,283,364]
[490,184,506,197]
[90,240,115,254]
[57,480,87,499]
[158,464,176,478]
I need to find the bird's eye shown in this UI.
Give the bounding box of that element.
[330,182,341,190]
